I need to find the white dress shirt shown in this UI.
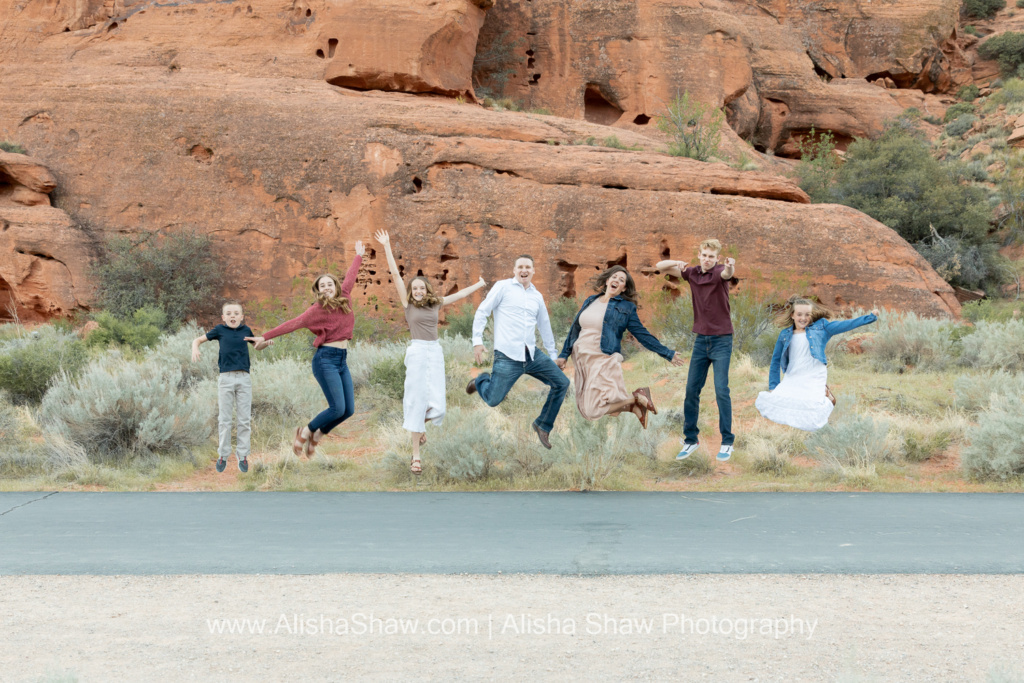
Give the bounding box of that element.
[472,278,557,361]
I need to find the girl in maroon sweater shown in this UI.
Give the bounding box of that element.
[247,242,365,457]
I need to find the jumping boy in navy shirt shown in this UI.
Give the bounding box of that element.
[191,301,272,472]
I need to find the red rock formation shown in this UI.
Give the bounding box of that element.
[0,0,959,321]
[476,0,969,155]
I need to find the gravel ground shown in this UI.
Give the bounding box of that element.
[2,575,1023,682]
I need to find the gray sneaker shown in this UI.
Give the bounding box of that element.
[676,442,700,460]
[238,457,249,473]
[215,457,227,473]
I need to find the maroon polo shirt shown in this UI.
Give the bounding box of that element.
[681,264,733,336]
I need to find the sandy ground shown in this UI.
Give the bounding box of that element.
[2,575,1023,682]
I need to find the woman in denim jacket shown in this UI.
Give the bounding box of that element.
[756,297,879,431]
[556,266,685,427]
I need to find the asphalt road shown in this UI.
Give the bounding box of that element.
[1,492,1021,574]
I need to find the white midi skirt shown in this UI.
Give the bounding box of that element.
[403,339,446,433]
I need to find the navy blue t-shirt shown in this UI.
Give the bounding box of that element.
[206,324,254,373]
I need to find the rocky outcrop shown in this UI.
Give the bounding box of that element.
[0,151,57,207]
[0,0,959,320]
[476,0,967,155]
[321,0,491,98]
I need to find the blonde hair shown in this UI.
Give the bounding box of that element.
[406,276,442,308]
[311,274,352,314]
[773,296,832,329]
[699,239,722,254]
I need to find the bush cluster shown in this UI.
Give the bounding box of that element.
[963,0,1006,19]
[806,413,896,483]
[945,115,977,137]
[0,141,27,154]
[943,102,974,123]
[979,32,1024,75]
[0,326,87,404]
[87,306,166,350]
[657,91,724,162]
[962,394,1024,480]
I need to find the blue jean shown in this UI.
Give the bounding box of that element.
[309,346,355,434]
[474,348,570,433]
[683,334,734,446]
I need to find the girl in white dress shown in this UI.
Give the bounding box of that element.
[374,230,487,474]
[756,297,878,432]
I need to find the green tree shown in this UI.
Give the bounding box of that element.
[963,0,1006,19]
[796,127,839,203]
[657,91,725,162]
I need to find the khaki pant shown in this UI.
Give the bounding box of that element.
[218,371,252,460]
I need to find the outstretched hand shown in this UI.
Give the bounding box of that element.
[478,276,486,286]
[670,353,686,367]
[245,335,266,346]
[373,230,390,246]
[723,257,736,269]
[870,308,881,317]
[354,240,366,257]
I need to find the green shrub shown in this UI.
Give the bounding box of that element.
[0,141,27,154]
[147,323,219,390]
[730,288,777,366]
[1018,0,1024,7]
[964,25,980,36]
[806,413,895,482]
[982,78,1024,111]
[979,32,1024,75]
[960,319,1024,370]
[961,299,1019,323]
[368,353,406,401]
[831,120,992,245]
[943,102,975,123]
[954,371,1024,413]
[39,352,213,461]
[0,326,87,404]
[642,290,695,350]
[86,306,166,350]
[750,452,798,477]
[962,394,1024,480]
[914,234,997,291]
[92,230,223,326]
[658,90,724,161]
[923,114,943,125]
[546,296,583,345]
[347,340,408,389]
[865,312,956,371]
[248,357,325,419]
[796,127,840,203]
[958,84,982,102]
[945,114,977,137]
[423,408,510,482]
[963,0,1006,19]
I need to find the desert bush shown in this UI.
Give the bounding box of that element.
[671,450,716,476]
[658,91,725,161]
[943,102,975,123]
[915,234,998,291]
[796,127,840,203]
[958,84,982,102]
[961,394,1024,480]
[982,78,1024,112]
[945,115,977,137]
[964,0,1006,18]
[979,32,1024,75]
[0,141,27,154]
[441,301,476,339]
[642,290,695,350]
[39,352,213,461]
[954,370,1024,413]
[422,408,511,483]
[749,450,798,477]
[147,322,219,390]
[548,411,627,490]
[348,341,407,390]
[961,299,1019,323]
[865,312,957,372]
[831,120,992,245]
[243,357,325,420]
[86,306,167,350]
[886,412,968,462]
[0,326,87,404]
[368,353,406,401]
[92,230,223,326]
[547,296,583,344]
[806,413,896,482]
[730,288,777,366]
[960,319,1024,370]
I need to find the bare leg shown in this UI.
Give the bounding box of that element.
[410,432,423,474]
[605,398,640,417]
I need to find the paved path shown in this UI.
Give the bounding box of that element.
[1,492,1022,574]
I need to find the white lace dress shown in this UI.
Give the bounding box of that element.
[755,332,834,432]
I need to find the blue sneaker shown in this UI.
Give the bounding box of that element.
[676,442,700,460]
[717,445,734,462]
[215,457,227,473]
[238,457,249,473]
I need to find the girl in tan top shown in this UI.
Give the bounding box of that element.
[374,230,487,474]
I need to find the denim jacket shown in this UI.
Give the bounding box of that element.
[558,295,675,361]
[768,313,877,390]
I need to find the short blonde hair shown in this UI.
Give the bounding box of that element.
[699,239,722,254]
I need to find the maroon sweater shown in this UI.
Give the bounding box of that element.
[262,255,362,346]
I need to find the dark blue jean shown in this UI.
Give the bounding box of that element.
[309,346,355,435]
[683,334,734,446]
[474,348,569,433]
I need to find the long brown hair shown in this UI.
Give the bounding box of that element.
[774,295,832,329]
[591,266,638,304]
[311,274,352,314]
[406,276,442,308]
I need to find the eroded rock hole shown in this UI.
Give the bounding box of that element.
[306,8,311,16]
[584,84,623,126]
[602,184,628,190]
[416,269,425,277]
[633,114,650,125]
[316,49,325,59]
[440,242,460,262]
[556,260,578,298]
[660,240,670,259]
[189,145,214,162]
[530,74,541,85]
[328,38,338,59]
[107,21,118,31]
[412,176,423,192]
[606,253,627,268]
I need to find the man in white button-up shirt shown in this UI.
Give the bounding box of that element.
[467,255,569,448]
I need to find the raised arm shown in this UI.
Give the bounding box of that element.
[339,241,365,298]
[823,309,879,339]
[442,276,487,307]
[720,257,736,280]
[374,230,408,308]
[655,259,687,278]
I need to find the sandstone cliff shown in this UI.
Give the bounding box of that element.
[0,0,959,321]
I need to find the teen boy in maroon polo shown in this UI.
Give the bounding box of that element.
[656,239,737,461]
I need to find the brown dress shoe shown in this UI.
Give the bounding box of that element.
[532,423,552,449]
[466,378,478,395]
